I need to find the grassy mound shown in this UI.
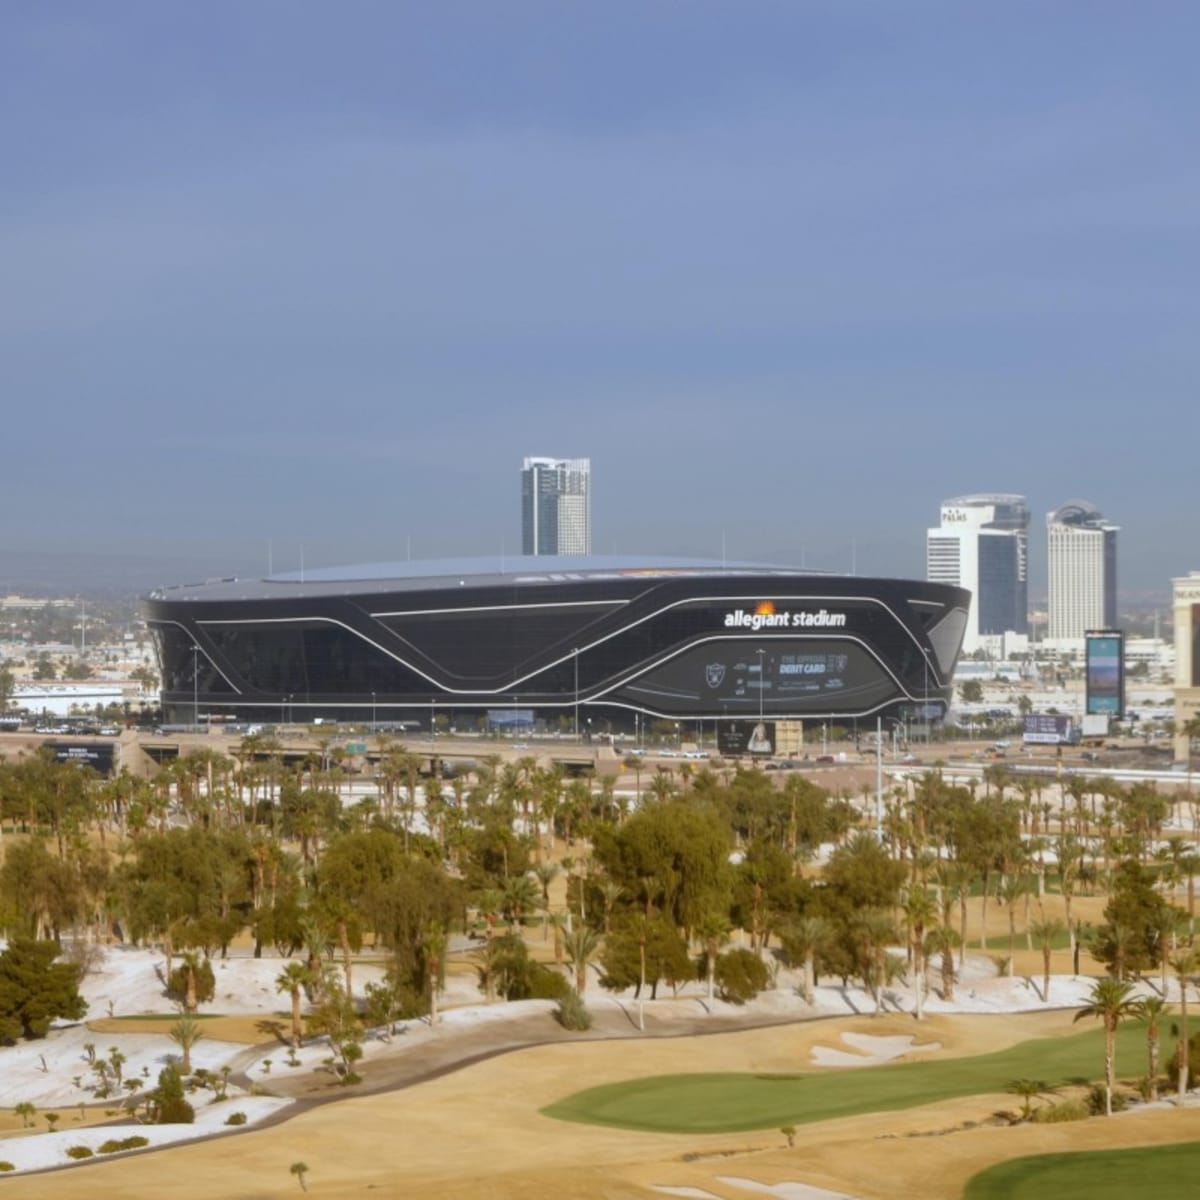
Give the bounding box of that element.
[542,1023,1145,1133]
[964,1140,1200,1199]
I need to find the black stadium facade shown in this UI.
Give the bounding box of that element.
[144,556,969,733]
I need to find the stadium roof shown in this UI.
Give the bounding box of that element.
[148,555,822,602]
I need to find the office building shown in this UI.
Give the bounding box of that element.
[926,494,1029,655]
[521,457,591,556]
[1046,501,1118,644]
[1172,571,1200,763]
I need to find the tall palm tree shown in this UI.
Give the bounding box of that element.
[696,912,731,1002]
[1073,977,1144,1116]
[275,962,310,1049]
[902,888,937,1020]
[925,924,961,1001]
[1029,916,1065,1003]
[564,925,601,995]
[1141,995,1170,1101]
[1171,948,1199,1100]
[783,915,830,1006]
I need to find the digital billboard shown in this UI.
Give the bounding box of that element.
[1023,714,1078,745]
[1085,631,1124,718]
[718,720,776,756]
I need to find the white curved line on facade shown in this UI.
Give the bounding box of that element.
[185,591,937,701]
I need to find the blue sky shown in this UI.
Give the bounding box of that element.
[2,2,1196,597]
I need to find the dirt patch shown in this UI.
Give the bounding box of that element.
[87,1015,285,1045]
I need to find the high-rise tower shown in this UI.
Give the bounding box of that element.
[1047,500,1118,643]
[521,457,591,556]
[926,494,1029,654]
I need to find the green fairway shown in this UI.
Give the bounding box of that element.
[964,1140,1200,1199]
[542,1023,1149,1133]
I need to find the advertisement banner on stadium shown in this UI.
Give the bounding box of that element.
[718,720,776,756]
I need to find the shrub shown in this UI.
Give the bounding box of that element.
[528,964,572,1002]
[0,1161,13,1171]
[1031,1100,1089,1123]
[1086,1085,1127,1116]
[224,1111,247,1126]
[98,1135,150,1153]
[714,948,770,1005]
[65,1146,94,1159]
[554,989,593,1032]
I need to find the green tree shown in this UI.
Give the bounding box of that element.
[0,939,87,1042]
[1074,977,1145,1116]
[1093,861,1181,979]
[714,947,770,1004]
[290,1161,310,1192]
[959,679,983,704]
[149,1063,195,1124]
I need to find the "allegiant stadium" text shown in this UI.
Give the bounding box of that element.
[724,609,847,631]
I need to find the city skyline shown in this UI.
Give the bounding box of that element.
[2,5,1197,599]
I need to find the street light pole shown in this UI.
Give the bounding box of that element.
[372,691,376,733]
[574,647,579,740]
[192,643,199,730]
[756,648,765,727]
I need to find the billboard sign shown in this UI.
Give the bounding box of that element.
[1023,714,1077,745]
[1085,631,1124,718]
[718,720,776,756]
[45,741,116,774]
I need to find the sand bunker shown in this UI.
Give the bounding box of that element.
[653,1179,858,1200]
[810,1032,942,1067]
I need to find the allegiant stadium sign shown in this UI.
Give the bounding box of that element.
[724,606,847,631]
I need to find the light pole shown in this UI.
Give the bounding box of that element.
[191,643,200,730]
[371,691,376,733]
[573,647,579,740]
[756,647,765,728]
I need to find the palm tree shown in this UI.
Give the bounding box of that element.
[902,888,937,1020]
[1172,948,1198,1100]
[925,924,961,1001]
[169,1014,204,1075]
[564,925,601,995]
[289,1161,310,1192]
[179,949,203,1014]
[1073,977,1144,1116]
[14,1101,35,1128]
[276,962,310,1049]
[1029,917,1065,1003]
[784,916,830,1006]
[1141,995,1170,1101]
[1006,1078,1053,1121]
[696,913,731,1002]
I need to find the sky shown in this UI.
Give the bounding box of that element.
[2,1,1197,600]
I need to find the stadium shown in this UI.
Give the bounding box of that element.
[144,556,969,736]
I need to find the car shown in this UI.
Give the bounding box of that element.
[900,754,921,765]
[815,754,836,764]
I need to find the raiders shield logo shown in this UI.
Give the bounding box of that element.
[705,663,726,688]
